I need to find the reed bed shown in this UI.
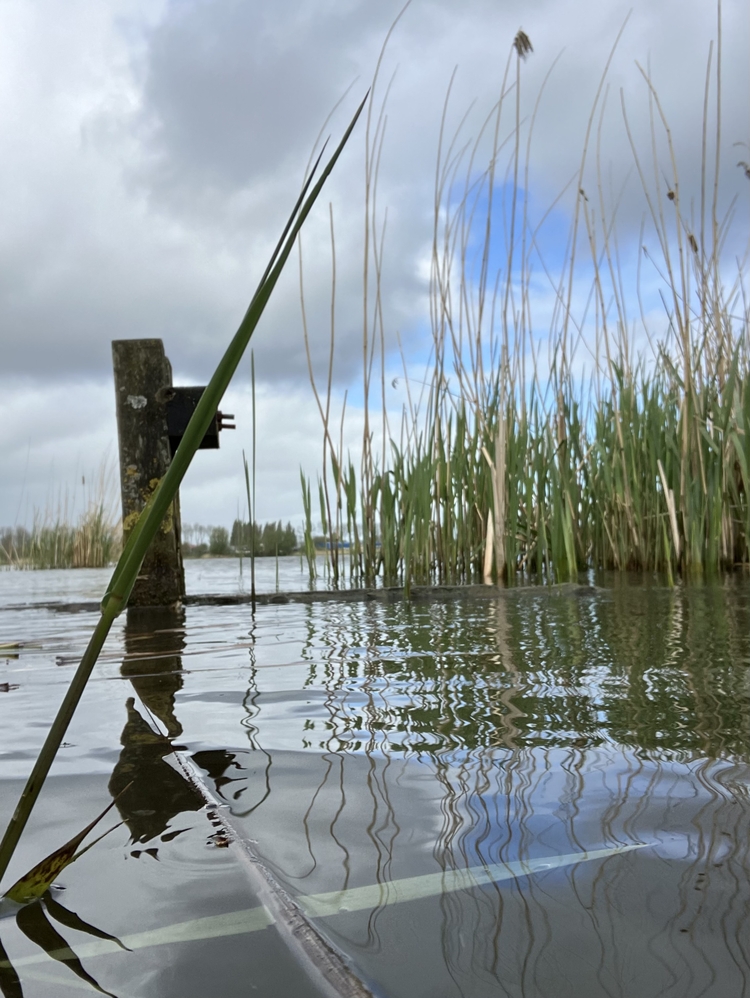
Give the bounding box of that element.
[301,22,750,586]
[25,504,120,569]
[0,463,121,569]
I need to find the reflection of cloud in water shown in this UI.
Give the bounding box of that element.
[197,743,750,997]
[188,584,750,996]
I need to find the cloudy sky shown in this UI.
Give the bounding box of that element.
[0,0,747,534]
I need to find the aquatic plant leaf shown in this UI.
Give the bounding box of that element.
[43,893,131,952]
[0,937,22,998]
[2,795,124,904]
[15,902,117,998]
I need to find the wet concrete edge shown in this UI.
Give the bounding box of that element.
[0,582,598,615]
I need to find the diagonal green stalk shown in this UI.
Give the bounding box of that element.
[251,351,257,611]
[0,92,369,886]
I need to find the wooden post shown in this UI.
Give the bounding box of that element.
[112,339,185,606]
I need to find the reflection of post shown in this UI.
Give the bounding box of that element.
[112,338,185,606]
[120,606,186,738]
[109,607,203,845]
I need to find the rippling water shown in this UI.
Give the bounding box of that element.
[1,564,750,997]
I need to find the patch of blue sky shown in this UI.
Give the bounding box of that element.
[385,176,600,405]
[411,172,742,407]
[350,160,747,467]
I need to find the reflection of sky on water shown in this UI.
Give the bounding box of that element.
[0,556,315,605]
[1,568,750,995]
[0,556,386,608]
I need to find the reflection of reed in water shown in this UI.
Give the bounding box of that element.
[485,597,525,748]
[258,587,750,995]
[119,606,187,738]
[305,603,400,955]
[1,893,128,998]
[108,607,203,847]
[235,622,273,816]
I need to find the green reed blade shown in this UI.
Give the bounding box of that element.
[0,93,368,886]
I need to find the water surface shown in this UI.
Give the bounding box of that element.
[1,564,749,996]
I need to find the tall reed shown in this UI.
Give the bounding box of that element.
[302,18,749,586]
[1,461,121,569]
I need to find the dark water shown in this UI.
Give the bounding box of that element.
[1,567,750,997]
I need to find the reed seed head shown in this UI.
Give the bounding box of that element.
[514,30,533,60]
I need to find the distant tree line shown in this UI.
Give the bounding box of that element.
[180,521,298,558]
[230,520,298,557]
[2,521,299,563]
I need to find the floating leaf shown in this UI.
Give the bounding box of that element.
[2,788,130,905]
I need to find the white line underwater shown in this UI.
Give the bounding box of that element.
[2,842,648,969]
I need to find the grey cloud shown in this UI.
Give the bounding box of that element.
[3,0,745,387]
[1,0,747,527]
[133,0,394,197]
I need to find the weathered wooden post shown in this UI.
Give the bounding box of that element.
[112,339,185,606]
